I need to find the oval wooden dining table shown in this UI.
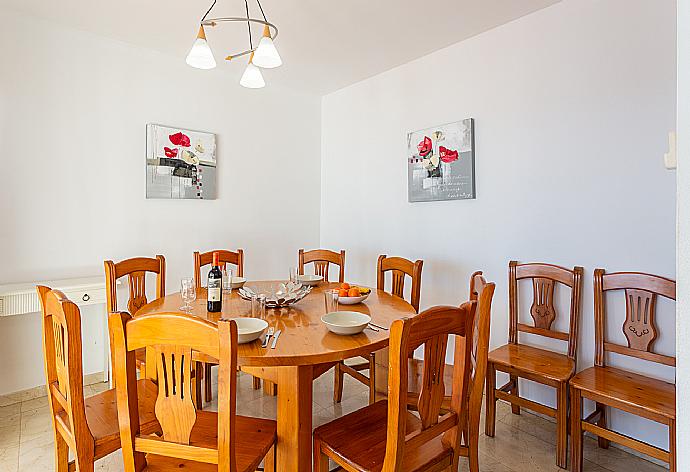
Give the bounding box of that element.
[137,281,416,471]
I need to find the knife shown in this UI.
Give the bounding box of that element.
[262,327,275,348]
[270,330,282,349]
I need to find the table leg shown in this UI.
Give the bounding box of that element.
[276,365,313,472]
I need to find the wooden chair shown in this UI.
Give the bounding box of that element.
[570,270,676,472]
[314,280,495,472]
[109,311,277,472]
[485,261,583,469]
[37,286,159,472]
[390,272,488,415]
[333,254,423,404]
[104,256,166,373]
[193,249,257,402]
[298,248,345,283]
[194,249,244,290]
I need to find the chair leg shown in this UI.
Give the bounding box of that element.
[313,438,330,472]
[204,363,213,403]
[468,417,480,472]
[54,432,69,472]
[510,374,520,415]
[74,449,95,472]
[263,444,276,472]
[556,382,568,469]
[368,353,376,404]
[595,402,610,449]
[485,362,496,437]
[669,418,676,472]
[570,385,583,472]
[194,361,202,410]
[263,380,277,396]
[333,362,344,403]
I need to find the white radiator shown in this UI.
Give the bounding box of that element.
[0,276,107,316]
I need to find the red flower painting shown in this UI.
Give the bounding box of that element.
[164,147,178,158]
[439,146,459,163]
[417,136,432,157]
[169,132,191,147]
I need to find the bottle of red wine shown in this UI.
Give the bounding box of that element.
[207,252,222,312]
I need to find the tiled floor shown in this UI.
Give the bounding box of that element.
[0,371,666,472]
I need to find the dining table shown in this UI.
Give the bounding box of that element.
[136,280,416,471]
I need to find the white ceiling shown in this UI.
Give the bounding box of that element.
[2,0,561,94]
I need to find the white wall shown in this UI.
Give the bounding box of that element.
[321,0,676,450]
[0,9,321,394]
[676,0,689,467]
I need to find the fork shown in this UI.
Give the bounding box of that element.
[262,326,275,348]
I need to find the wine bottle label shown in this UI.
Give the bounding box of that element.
[208,279,221,302]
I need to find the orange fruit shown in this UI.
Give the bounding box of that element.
[340,282,350,290]
[338,289,349,297]
[348,287,361,297]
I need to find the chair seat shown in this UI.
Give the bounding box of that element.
[142,410,276,472]
[314,400,453,472]
[56,379,160,459]
[570,366,675,421]
[488,344,575,383]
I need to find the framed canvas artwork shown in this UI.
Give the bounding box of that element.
[146,124,217,199]
[407,118,475,202]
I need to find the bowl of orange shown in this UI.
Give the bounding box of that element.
[336,283,371,305]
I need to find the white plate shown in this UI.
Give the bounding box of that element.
[229,277,246,289]
[321,311,371,335]
[227,317,268,344]
[297,274,323,286]
[338,292,370,305]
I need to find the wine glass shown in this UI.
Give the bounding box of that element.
[180,277,196,312]
[222,268,234,293]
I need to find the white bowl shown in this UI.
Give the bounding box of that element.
[321,311,371,335]
[229,277,246,289]
[338,292,370,305]
[228,317,268,344]
[297,274,323,286]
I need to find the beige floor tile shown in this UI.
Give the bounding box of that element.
[19,397,49,414]
[0,423,20,449]
[19,407,52,444]
[0,445,19,472]
[0,405,20,426]
[17,431,54,472]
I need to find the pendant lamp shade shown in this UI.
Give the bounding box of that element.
[186,26,217,69]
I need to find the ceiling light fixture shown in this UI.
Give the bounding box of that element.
[185,0,281,89]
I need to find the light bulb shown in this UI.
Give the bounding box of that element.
[240,55,265,88]
[186,26,216,70]
[253,36,282,69]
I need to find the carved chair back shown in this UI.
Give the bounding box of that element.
[37,286,94,459]
[509,261,584,360]
[594,269,676,368]
[377,255,423,312]
[194,249,244,290]
[104,256,166,315]
[298,249,345,283]
[383,282,494,470]
[109,312,239,471]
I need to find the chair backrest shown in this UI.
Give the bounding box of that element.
[104,255,166,315]
[37,286,94,459]
[377,255,423,312]
[383,282,495,470]
[509,261,584,359]
[109,311,239,471]
[298,248,345,283]
[594,269,676,368]
[194,249,245,290]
